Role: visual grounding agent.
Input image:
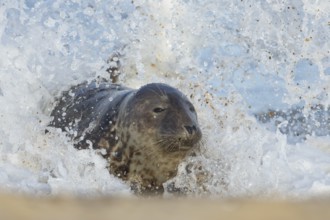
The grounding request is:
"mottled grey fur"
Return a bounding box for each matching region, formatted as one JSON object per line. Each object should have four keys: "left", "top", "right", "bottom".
{"left": 49, "top": 80, "right": 202, "bottom": 194}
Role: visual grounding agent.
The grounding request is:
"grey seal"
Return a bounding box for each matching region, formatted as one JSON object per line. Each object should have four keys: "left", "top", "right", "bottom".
{"left": 49, "top": 79, "right": 202, "bottom": 194}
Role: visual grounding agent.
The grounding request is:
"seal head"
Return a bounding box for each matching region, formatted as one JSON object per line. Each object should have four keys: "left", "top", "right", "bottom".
{"left": 120, "top": 83, "right": 201, "bottom": 152}
{"left": 108, "top": 83, "right": 202, "bottom": 194}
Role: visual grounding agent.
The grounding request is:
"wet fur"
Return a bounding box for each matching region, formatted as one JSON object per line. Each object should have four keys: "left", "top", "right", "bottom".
{"left": 50, "top": 80, "right": 202, "bottom": 194}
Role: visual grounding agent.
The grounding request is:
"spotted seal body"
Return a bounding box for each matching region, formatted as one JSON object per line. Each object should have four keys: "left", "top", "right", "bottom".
{"left": 50, "top": 80, "right": 202, "bottom": 194}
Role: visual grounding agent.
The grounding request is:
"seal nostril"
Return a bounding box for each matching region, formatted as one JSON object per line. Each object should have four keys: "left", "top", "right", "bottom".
{"left": 184, "top": 125, "right": 196, "bottom": 135}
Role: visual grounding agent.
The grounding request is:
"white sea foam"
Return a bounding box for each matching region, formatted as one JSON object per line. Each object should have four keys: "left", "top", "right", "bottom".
{"left": 0, "top": 0, "right": 329, "bottom": 199}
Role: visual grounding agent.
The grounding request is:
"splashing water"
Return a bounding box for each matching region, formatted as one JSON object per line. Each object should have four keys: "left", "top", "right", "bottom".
{"left": 0, "top": 0, "right": 329, "bottom": 199}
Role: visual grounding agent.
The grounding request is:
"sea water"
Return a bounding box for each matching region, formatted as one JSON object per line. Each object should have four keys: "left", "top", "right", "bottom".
{"left": 0, "top": 0, "right": 329, "bottom": 199}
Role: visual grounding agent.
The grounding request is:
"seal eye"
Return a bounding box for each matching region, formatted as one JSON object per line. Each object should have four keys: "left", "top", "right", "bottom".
{"left": 189, "top": 106, "right": 195, "bottom": 112}
{"left": 153, "top": 107, "right": 165, "bottom": 113}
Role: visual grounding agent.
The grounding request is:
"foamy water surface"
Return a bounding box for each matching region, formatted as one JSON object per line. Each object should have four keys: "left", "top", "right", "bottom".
{"left": 0, "top": 0, "right": 329, "bottom": 199}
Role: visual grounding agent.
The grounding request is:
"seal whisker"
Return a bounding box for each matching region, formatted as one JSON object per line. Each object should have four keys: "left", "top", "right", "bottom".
{"left": 154, "top": 138, "right": 178, "bottom": 152}
{"left": 155, "top": 139, "right": 176, "bottom": 149}
{"left": 155, "top": 83, "right": 167, "bottom": 97}
{"left": 166, "top": 140, "right": 180, "bottom": 152}
{"left": 196, "top": 138, "right": 207, "bottom": 155}
{"left": 154, "top": 85, "right": 165, "bottom": 97}
{"left": 146, "top": 88, "right": 162, "bottom": 98}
